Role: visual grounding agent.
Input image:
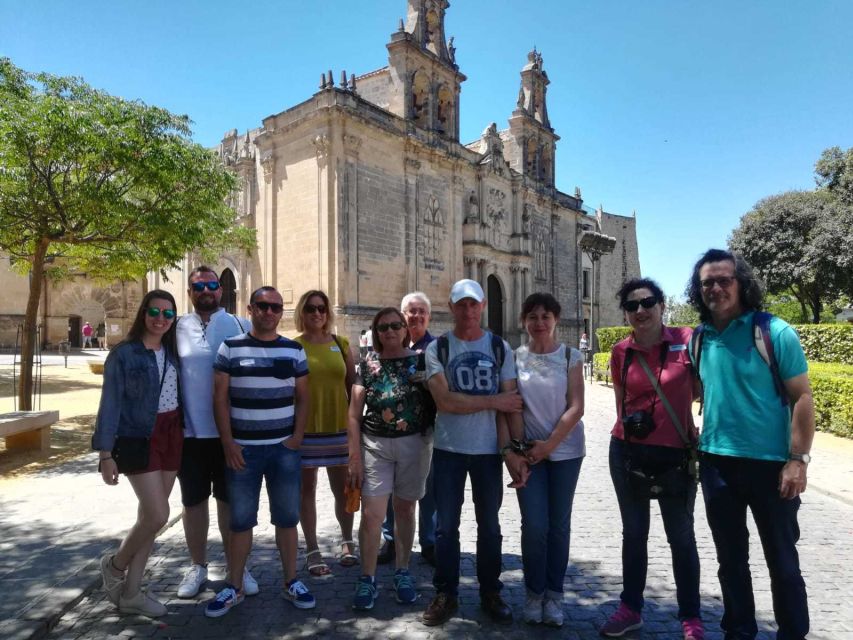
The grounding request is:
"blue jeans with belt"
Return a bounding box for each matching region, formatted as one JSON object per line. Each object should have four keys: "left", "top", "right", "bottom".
{"left": 700, "top": 452, "right": 808, "bottom": 640}
{"left": 432, "top": 448, "right": 504, "bottom": 596}
{"left": 516, "top": 456, "right": 583, "bottom": 598}
{"left": 609, "top": 437, "right": 701, "bottom": 619}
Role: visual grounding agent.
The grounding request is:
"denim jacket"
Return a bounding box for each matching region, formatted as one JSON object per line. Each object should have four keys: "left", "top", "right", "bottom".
{"left": 92, "top": 340, "right": 180, "bottom": 452}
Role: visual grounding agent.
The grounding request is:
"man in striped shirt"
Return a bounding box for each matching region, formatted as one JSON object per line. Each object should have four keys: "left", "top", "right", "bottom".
{"left": 204, "top": 286, "right": 315, "bottom": 617}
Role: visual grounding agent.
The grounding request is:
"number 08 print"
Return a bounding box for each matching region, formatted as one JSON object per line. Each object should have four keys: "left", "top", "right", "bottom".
{"left": 449, "top": 353, "right": 498, "bottom": 395}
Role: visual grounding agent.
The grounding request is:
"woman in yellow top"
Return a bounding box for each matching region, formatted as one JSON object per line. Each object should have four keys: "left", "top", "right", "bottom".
{"left": 294, "top": 290, "right": 358, "bottom": 576}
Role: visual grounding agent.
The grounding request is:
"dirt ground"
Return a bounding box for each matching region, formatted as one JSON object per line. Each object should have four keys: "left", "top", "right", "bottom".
{"left": 0, "top": 363, "right": 103, "bottom": 478}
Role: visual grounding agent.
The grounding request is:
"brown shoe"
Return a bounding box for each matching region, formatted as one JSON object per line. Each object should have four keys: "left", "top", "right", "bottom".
{"left": 422, "top": 592, "right": 459, "bottom": 626}
{"left": 481, "top": 592, "right": 513, "bottom": 625}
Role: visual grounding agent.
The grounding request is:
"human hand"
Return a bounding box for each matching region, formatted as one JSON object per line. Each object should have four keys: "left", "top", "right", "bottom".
{"left": 525, "top": 440, "right": 553, "bottom": 465}
{"left": 779, "top": 461, "right": 807, "bottom": 499}
{"left": 99, "top": 457, "right": 119, "bottom": 485}
{"left": 223, "top": 439, "right": 246, "bottom": 471}
{"left": 283, "top": 435, "right": 302, "bottom": 450}
{"left": 505, "top": 451, "right": 530, "bottom": 488}
{"left": 493, "top": 390, "right": 523, "bottom": 413}
{"left": 347, "top": 457, "right": 363, "bottom": 489}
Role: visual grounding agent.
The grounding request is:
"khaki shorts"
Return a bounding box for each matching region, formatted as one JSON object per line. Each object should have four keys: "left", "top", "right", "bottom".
{"left": 361, "top": 432, "right": 432, "bottom": 501}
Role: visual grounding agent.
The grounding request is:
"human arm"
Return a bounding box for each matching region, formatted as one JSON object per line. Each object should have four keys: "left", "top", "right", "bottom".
{"left": 342, "top": 338, "right": 356, "bottom": 400}
{"left": 213, "top": 370, "right": 244, "bottom": 470}
{"left": 778, "top": 373, "right": 815, "bottom": 499}
{"left": 497, "top": 378, "right": 529, "bottom": 487}
{"left": 93, "top": 349, "right": 124, "bottom": 485}
{"left": 426, "top": 372, "right": 522, "bottom": 414}
{"left": 346, "top": 383, "right": 367, "bottom": 489}
{"left": 284, "top": 374, "right": 310, "bottom": 450}
{"left": 526, "top": 358, "right": 585, "bottom": 465}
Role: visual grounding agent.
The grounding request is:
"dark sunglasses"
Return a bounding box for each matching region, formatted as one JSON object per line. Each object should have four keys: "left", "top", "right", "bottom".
{"left": 253, "top": 301, "right": 283, "bottom": 313}
{"left": 701, "top": 276, "right": 735, "bottom": 290}
{"left": 304, "top": 304, "right": 327, "bottom": 314}
{"left": 191, "top": 281, "right": 220, "bottom": 292}
{"left": 376, "top": 321, "right": 405, "bottom": 332}
{"left": 623, "top": 296, "right": 658, "bottom": 312}
{"left": 147, "top": 307, "right": 176, "bottom": 319}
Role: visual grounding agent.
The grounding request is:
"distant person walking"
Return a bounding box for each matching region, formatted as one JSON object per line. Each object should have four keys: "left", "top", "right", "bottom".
{"left": 82, "top": 322, "right": 94, "bottom": 349}
{"left": 93, "top": 290, "right": 182, "bottom": 618}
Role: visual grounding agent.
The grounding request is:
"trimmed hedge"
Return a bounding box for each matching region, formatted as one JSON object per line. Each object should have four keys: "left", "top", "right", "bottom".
{"left": 596, "top": 326, "right": 631, "bottom": 353}
{"left": 810, "top": 364, "right": 853, "bottom": 439}
{"left": 794, "top": 324, "right": 853, "bottom": 365}
{"left": 592, "top": 352, "right": 611, "bottom": 382}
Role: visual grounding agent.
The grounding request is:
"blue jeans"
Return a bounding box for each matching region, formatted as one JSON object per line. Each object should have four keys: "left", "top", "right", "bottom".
{"left": 226, "top": 442, "right": 302, "bottom": 532}
{"left": 609, "top": 438, "right": 700, "bottom": 619}
{"left": 516, "top": 457, "right": 583, "bottom": 598}
{"left": 380, "top": 460, "right": 436, "bottom": 546}
{"left": 432, "top": 449, "right": 503, "bottom": 596}
{"left": 700, "top": 452, "right": 808, "bottom": 640}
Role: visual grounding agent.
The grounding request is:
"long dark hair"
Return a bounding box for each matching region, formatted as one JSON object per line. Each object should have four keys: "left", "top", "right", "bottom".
{"left": 371, "top": 307, "right": 409, "bottom": 353}
{"left": 687, "top": 248, "right": 764, "bottom": 323}
{"left": 123, "top": 289, "right": 178, "bottom": 356}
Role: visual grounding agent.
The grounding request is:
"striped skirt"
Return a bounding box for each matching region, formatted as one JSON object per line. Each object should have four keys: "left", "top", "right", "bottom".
{"left": 300, "top": 431, "right": 349, "bottom": 468}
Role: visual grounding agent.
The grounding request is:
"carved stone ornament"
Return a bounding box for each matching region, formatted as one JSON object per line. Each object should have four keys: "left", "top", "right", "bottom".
{"left": 465, "top": 191, "right": 480, "bottom": 223}
{"left": 343, "top": 134, "right": 362, "bottom": 154}
{"left": 522, "top": 204, "right": 532, "bottom": 234}
{"left": 260, "top": 151, "right": 274, "bottom": 183}
{"left": 405, "top": 157, "right": 422, "bottom": 171}
{"left": 422, "top": 194, "right": 445, "bottom": 270}
{"left": 312, "top": 134, "right": 330, "bottom": 159}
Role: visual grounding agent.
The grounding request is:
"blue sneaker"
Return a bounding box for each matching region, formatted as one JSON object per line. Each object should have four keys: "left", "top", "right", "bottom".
{"left": 393, "top": 569, "right": 417, "bottom": 604}
{"left": 204, "top": 584, "right": 244, "bottom": 618}
{"left": 352, "top": 575, "right": 378, "bottom": 610}
{"left": 284, "top": 579, "right": 316, "bottom": 609}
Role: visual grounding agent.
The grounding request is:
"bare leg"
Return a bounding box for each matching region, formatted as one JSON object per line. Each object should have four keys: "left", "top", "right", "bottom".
{"left": 116, "top": 471, "right": 176, "bottom": 596}
{"left": 182, "top": 501, "right": 209, "bottom": 565}
{"left": 358, "top": 494, "right": 389, "bottom": 577}
{"left": 228, "top": 529, "right": 253, "bottom": 589}
{"left": 216, "top": 498, "right": 231, "bottom": 566}
{"left": 299, "top": 467, "right": 319, "bottom": 551}
{"left": 276, "top": 526, "right": 299, "bottom": 583}
{"left": 327, "top": 465, "right": 355, "bottom": 553}
{"left": 392, "top": 495, "right": 417, "bottom": 571}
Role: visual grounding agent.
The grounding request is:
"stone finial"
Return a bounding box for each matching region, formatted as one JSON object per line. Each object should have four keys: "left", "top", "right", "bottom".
{"left": 328, "top": 70, "right": 334, "bottom": 87}
{"left": 574, "top": 186, "right": 582, "bottom": 199}
{"left": 349, "top": 73, "right": 357, "bottom": 93}
{"left": 398, "top": 18, "right": 405, "bottom": 32}
{"left": 320, "top": 73, "right": 327, "bottom": 89}
{"left": 341, "top": 70, "right": 347, "bottom": 87}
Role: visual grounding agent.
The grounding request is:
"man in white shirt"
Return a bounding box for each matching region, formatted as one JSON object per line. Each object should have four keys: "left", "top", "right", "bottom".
{"left": 175, "top": 266, "right": 257, "bottom": 599}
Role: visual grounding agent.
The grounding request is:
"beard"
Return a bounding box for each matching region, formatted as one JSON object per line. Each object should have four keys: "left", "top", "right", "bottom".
{"left": 193, "top": 295, "right": 219, "bottom": 314}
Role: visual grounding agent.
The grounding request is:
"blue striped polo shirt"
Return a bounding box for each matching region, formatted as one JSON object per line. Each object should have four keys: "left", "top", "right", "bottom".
{"left": 214, "top": 333, "right": 309, "bottom": 445}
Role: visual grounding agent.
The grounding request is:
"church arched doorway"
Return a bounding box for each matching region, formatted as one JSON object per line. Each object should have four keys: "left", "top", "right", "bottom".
{"left": 220, "top": 268, "right": 237, "bottom": 314}
{"left": 487, "top": 275, "right": 504, "bottom": 337}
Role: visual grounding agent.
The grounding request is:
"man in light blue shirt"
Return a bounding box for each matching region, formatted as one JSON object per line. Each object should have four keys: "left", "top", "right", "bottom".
{"left": 421, "top": 279, "right": 523, "bottom": 627}
{"left": 688, "top": 249, "right": 814, "bottom": 640}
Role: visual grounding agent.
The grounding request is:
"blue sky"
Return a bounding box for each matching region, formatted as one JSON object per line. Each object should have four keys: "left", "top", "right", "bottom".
{"left": 3, "top": 1, "right": 851, "bottom": 299}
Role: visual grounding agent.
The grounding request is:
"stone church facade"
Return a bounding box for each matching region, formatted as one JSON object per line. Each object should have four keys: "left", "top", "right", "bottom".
{"left": 152, "top": 0, "right": 640, "bottom": 346}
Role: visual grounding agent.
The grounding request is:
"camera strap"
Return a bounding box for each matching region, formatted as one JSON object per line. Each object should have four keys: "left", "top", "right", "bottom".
{"left": 634, "top": 352, "right": 693, "bottom": 450}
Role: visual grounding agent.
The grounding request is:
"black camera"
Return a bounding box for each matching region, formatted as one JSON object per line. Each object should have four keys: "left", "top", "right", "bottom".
{"left": 622, "top": 411, "right": 656, "bottom": 440}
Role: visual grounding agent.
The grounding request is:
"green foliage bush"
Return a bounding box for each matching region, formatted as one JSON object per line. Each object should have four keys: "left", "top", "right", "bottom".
{"left": 592, "top": 352, "right": 611, "bottom": 382}
{"left": 794, "top": 324, "right": 853, "bottom": 364}
{"left": 596, "top": 327, "right": 631, "bottom": 353}
{"left": 810, "top": 364, "right": 853, "bottom": 439}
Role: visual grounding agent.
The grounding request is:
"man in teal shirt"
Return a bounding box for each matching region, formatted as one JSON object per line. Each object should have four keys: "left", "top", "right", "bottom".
{"left": 688, "top": 249, "right": 814, "bottom": 640}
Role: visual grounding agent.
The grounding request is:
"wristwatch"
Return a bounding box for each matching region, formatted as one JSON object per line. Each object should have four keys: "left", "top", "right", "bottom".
{"left": 789, "top": 453, "right": 811, "bottom": 464}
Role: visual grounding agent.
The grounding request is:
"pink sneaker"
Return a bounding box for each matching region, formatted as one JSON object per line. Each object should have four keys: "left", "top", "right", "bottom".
{"left": 682, "top": 617, "right": 704, "bottom": 640}
{"left": 600, "top": 602, "right": 643, "bottom": 637}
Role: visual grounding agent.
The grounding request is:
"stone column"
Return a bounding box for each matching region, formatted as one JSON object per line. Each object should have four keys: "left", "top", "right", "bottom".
{"left": 464, "top": 255, "right": 476, "bottom": 281}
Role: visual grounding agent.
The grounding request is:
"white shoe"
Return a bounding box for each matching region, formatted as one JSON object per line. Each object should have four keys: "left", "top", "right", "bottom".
{"left": 242, "top": 567, "right": 259, "bottom": 596}
{"left": 177, "top": 563, "right": 208, "bottom": 598}
{"left": 99, "top": 554, "right": 124, "bottom": 606}
{"left": 119, "top": 590, "right": 167, "bottom": 618}
{"left": 543, "top": 597, "right": 564, "bottom": 627}
{"left": 523, "top": 594, "right": 543, "bottom": 624}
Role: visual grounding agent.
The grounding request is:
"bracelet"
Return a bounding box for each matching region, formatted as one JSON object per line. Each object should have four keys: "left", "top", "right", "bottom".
{"left": 499, "top": 444, "right": 514, "bottom": 460}
{"left": 99, "top": 456, "right": 112, "bottom": 461}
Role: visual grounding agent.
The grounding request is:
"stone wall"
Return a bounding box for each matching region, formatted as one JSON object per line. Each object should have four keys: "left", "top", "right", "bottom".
{"left": 597, "top": 209, "right": 641, "bottom": 329}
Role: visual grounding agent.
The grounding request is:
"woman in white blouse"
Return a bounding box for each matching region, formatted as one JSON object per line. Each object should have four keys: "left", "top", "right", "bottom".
{"left": 513, "top": 292, "right": 585, "bottom": 628}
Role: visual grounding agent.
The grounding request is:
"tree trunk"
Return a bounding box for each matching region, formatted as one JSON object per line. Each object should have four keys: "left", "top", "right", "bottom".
{"left": 17, "top": 238, "right": 50, "bottom": 411}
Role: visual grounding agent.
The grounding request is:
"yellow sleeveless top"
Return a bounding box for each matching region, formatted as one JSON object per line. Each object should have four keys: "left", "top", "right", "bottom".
{"left": 294, "top": 334, "right": 350, "bottom": 435}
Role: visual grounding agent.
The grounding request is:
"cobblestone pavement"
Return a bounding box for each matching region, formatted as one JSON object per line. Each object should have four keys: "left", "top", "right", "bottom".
{"left": 21, "top": 383, "right": 853, "bottom": 639}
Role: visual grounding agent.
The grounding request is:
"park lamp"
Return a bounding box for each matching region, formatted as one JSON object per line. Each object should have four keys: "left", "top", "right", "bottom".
{"left": 577, "top": 230, "right": 616, "bottom": 359}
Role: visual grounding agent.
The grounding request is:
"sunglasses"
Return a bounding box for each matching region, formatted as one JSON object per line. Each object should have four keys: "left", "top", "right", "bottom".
{"left": 147, "top": 307, "right": 176, "bottom": 319}
{"left": 191, "top": 281, "right": 220, "bottom": 292}
{"left": 701, "top": 276, "right": 735, "bottom": 290}
{"left": 253, "top": 301, "right": 283, "bottom": 313}
{"left": 304, "top": 304, "right": 327, "bottom": 314}
{"left": 623, "top": 296, "right": 658, "bottom": 312}
{"left": 376, "top": 321, "right": 405, "bottom": 332}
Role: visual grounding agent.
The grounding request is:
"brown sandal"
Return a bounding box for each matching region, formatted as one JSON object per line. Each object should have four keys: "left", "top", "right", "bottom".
{"left": 304, "top": 549, "right": 331, "bottom": 576}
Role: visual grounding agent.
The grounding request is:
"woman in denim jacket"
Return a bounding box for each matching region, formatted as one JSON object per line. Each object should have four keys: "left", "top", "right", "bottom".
{"left": 92, "top": 289, "right": 182, "bottom": 618}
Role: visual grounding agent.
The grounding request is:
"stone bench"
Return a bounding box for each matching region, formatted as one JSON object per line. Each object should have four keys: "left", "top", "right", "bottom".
{"left": 0, "top": 410, "right": 59, "bottom": 452}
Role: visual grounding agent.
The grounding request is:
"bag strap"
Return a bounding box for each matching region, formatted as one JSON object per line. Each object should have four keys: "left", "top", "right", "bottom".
{"left": 634, "top": 352, "right": 693, "bottom": 448}
{"left": 331, "top": 334, "right": 348, "bottom": 366}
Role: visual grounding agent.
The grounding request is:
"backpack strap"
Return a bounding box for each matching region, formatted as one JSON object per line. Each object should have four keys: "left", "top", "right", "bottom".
{"left": 490, "top": 332, "right": 505, "bottom": 370}
{"left": 752, "top": 312, "right": 788, "bottom": 406}
{"left": 437, "top": 334, "right": 450, "bottom": 369}
{"left": 689, "top": 325, "right": 705, "bottom": 415}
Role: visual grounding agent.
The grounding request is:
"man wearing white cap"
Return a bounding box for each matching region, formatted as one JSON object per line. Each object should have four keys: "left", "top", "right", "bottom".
{"left": 421, "top": 278, "right": 524, "bottom": 627}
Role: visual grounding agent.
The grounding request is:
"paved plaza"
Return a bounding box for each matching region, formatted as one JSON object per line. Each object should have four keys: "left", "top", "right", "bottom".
{"left": 1, "top": 373, "right": 852, "bottom": 640}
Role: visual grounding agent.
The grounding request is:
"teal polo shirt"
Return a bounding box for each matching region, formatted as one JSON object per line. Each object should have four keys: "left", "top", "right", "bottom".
{"left": 695, "top": 311, "right": 808, "bottom": 461}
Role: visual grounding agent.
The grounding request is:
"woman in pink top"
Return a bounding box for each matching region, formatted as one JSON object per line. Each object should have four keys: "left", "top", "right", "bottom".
{"left": 600, "top": 278, "right": 703, "bottom": 640}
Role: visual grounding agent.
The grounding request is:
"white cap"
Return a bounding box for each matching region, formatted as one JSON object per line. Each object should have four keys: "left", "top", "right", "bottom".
{"left": 449, "top": 279, "right": 485, "bottom": 303}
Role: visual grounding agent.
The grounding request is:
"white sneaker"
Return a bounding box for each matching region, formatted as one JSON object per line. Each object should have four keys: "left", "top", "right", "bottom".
{"left": 177, "top": 563, "right": 208, "bottom": 598}
{"left": 523, "top": 595, "right": 543, "bottom": 624}
{"left": 99, "top": 554, "right": 124, "bottom": 606}
{"left": 242, "top": 567, "right": 259, "bottom": 596}
{"left": 119, "top": 590, "right": 167, "bottom": 618}
{"left": 543, "top": 597, "right": 564, "bottom": 627}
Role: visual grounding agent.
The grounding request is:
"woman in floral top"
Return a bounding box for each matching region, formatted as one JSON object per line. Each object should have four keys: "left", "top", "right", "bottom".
{"left": 346, "top": 307, "right": 432, "bottom": 611}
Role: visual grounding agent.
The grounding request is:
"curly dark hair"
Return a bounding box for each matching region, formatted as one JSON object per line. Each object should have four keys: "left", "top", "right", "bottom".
{"left": 687, "top": 248, "right": 764, "bottom": 323}
{"left": 616, "top": 278, "right": 665, "bottom": 309}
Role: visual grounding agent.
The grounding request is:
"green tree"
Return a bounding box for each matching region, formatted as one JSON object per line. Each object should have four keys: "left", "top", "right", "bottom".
{"left": 729, "top": 190, "right": 851, "bottom": 323}
{"left": 0, "top": 59, "right": 254, "bottom": 410}
{"left": 664, "top": 295, "right": 699, "bottom": 326}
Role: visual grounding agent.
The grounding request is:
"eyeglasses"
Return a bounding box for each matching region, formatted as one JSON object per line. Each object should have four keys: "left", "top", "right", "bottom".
{"left": 146, "top": 307, "right": 176, "bottom": 319}
{"left": 376, "top": 321, "right": 405, "bottom": 332}
{"left": 191, "top": 281, "right": 220, "bottom": 292}
{"left": 623, "top": 296, "right": 658, "bottom": 313}
{"left": 701, "top": 276, "right": 735, "bottom": 290}
{"left": 253, "top": 301, "right": 283, "bottom": 313}
{"left": 303, "top": 304, "right": 327, "bottom": 315}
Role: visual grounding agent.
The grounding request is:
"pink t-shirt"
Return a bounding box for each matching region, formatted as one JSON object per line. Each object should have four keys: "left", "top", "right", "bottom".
{"left": 610, "top": 326, "right": 697, "bottom": 449}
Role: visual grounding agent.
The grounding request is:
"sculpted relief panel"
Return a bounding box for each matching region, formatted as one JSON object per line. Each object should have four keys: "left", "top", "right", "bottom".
{"left": 422, "top": 193, "right": 445, "bottom": 270}
{"left": 485, "top": 188, "right": 509, "bottom": 250}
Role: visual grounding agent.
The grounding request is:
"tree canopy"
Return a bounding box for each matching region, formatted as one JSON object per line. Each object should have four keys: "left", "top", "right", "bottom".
{"left": 0, "top": 58, "right": 254, "bottom": 409}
